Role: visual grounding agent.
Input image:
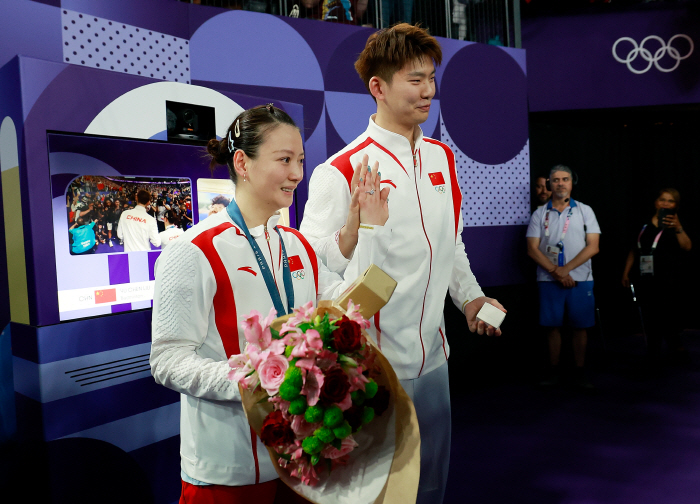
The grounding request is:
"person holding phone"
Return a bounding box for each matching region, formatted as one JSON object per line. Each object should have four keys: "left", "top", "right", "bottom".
{"left": 622, "top": 188, "right": 692, "bottom": 365}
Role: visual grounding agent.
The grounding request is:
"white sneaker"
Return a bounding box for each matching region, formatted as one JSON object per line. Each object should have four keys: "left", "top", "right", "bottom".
{"left": 109, "top": 240, "right": 113, "bottom": 248}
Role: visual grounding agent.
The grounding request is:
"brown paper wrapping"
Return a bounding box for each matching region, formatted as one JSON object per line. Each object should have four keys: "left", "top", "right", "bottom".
{"left": 239, "top": 301, "right": 420, "bottom": 504}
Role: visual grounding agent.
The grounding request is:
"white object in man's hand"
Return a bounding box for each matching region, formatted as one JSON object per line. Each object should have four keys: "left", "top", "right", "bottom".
{"left": 476, "top": 302, "right": 506, "bottom": 329}
{"left": 464, "top": 297, "right": 506, "bottom": 336}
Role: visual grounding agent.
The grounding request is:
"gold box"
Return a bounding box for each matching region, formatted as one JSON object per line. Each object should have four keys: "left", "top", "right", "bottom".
{"left": 333, "top": 264, "right": 397, "bottom": 320}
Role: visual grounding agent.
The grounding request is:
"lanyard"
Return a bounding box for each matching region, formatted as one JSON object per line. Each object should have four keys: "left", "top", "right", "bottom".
{"left": 637, "top": 224, "right": 664, "bottom": 253}
{"left": 226, "top": 199, "right": 294, "bottom": 316}
{"left": 544, "top": 206, "right": 574, "bottom": 240}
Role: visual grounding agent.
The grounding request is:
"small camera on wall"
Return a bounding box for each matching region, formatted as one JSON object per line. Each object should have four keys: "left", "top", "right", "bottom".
{"left": 166, "top": 101, "right": 215, "bottom": 144}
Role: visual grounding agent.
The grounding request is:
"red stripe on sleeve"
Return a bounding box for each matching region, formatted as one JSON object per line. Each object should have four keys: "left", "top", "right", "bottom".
{"left": 330, "top": 137, "right": 409, "bottom": 191}
{"left": 277, "top": 226, "right": 319, "bottom": 297}
{"left": 330, "top": 138, "right": 374, "bottom": 191}
{"left": 191, "top": 222, "right": 240, "bottom": 358}
{"left": 424, "top": 138, "right": 462, "bottom": 239}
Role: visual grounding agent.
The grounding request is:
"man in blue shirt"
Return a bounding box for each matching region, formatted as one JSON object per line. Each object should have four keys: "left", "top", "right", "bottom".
{"left": 69, "top": 218, "right": 97, "bottom": 254}
{"left": 526, "top": 165, "right": 601, "bottom": 388}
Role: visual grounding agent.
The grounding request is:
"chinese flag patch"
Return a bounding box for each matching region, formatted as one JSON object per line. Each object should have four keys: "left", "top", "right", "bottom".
{"left": 429, "top": 172, "right": 445, "bottom": 186}
{"left": 95, "top": 288, "right": 117, "bottom": 304}
{"left": 288, "top": 255, "right": 304, "bottom": 272}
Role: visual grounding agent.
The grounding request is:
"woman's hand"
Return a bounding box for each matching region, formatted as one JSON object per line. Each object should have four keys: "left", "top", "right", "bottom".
{"left": 358, "top": 159, "right": 390, "bottom": 226}
{"left": 621, "top": 273, "right": 630, "bottom": 288}
{"left": 662, "top": 212, "right": 681, "bottom": 230}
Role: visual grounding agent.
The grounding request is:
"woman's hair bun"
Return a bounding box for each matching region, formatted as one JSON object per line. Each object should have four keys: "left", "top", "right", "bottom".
{"left": 206, "top": 138, "right": 228, "bottom": 166}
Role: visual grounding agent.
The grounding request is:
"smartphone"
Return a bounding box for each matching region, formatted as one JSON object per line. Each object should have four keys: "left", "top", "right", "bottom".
{"left": 658, "top": 208, "right": 676, "bottom": 228}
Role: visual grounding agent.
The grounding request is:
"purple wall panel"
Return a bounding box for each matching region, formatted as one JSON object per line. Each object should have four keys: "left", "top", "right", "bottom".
{"left": 0, "top": 0, "right": 63, "bottom": 69}
{"left": 108, "top": 254, "right": 129, "bottom": 285}
{"left": 523, "top": 6, "right": 700, "bottom": 112}
{"left": 61, "top": 0, "right": 191, "bottom": 39}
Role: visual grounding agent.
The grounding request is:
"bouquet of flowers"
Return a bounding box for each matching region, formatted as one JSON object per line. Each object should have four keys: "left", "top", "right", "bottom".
{"left": 228, "top": 299, "right": 390, "bottom": 484}
{"left": 228, "top": 300, "right": 421, "bottom": 504}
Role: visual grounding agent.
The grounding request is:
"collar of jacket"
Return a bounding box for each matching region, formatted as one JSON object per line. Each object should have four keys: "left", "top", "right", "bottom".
{"left": 367, "top": 114, "right": 425, "bottom": 159}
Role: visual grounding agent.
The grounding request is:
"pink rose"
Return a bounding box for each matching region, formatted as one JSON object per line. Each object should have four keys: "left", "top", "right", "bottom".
{"left": 258, "top": 354, "right": 289, "bottom": 395}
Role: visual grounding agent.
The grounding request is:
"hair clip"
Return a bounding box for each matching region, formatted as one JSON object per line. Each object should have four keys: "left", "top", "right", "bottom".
{"left": 227, "top": 130, "right": 235, "bottom": 153}
{"left": 227, "top": 119, "right": 241, "bottom": 154}
{"left": 266, "top": 103, "right": 274, "bottom": 113}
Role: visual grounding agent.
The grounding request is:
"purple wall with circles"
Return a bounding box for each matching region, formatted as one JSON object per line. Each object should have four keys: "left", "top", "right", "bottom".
{"left": 2, "top": 1, "right": 530, "bottom": 319}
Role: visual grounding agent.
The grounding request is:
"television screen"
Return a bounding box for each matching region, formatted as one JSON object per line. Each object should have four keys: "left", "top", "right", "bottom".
{"left": 48, "top": 132, "right": 233, "bottom": 321}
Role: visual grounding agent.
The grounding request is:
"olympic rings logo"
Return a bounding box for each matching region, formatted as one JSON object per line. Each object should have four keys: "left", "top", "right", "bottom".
{"left": 612, "top": 34, "right": 694, "bottom": 74}
{"left": 434, "top": 186, "right": 446, "bottom": 194}
{"left": 292, "top": 270, "right": 306, "bottom": 280}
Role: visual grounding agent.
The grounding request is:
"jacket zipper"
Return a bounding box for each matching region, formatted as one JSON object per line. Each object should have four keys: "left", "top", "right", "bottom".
{"left": 413, "top": 148, "right": 433, "bottom": 377}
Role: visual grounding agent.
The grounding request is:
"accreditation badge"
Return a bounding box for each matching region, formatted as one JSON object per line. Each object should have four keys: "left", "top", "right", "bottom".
{"left": 639, "top": 255, "right": 654, "bottom": 276}
{"left": 545, "top": 245, "right": 561, "bottom": 266}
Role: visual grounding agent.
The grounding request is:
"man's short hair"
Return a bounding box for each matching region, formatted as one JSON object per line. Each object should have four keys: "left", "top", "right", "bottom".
{"left": 549, "top": 164, "right": 573, "bottom": 180}
{"left": 354, "top": 23, "right": 442, "bottom": 95}
{"left": 136, "top": 189, "right": 151, "bottom": 205}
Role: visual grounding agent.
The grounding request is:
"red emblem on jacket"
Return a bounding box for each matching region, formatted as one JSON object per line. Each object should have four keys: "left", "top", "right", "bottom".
{"left": 428, "top": 172, "right": 445, "bottom": 186}
{"left": 288, "top": 255, "right": 303, "bottom": 272}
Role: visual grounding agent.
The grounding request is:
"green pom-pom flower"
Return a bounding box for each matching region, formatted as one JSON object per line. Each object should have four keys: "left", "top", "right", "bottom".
{"left": 323, "top": 405, "right": 343, "bottom": 428}
{"left": 302, "top": 436, "right": 323, "bottom": 455}
{"left": 314, "top": 426, "right": 335, "bottom": 444}
{"left": 284, "top": 366, "right": 303, "bottom": 389}
{"left": 332, "top": 420, "right": 352, "bottom": 440}
{"left": 351, "top": 390, "right": 366, "bottom": 406}
{"left": 288, "top": 396, "right": 308, "bottom": 415}
{"left": 361, "top": 406, "right": 375, "bottom": 425}
{"left": 305, "top": 404, "right": 325, "bottom": 424}
{"left": 364, "top": 379, "right": 378, "bottom": 399}
{"left": 279, "top": 380, "right": 301, "bottom": 401}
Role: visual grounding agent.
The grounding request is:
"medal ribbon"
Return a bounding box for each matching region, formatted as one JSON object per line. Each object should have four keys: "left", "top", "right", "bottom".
{"left": 226, "top": 199, "right": 294, "bottom": 316}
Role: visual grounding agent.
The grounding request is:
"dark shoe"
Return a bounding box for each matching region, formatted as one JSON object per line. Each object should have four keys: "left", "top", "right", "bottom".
{"left": 539, "top": 367, "right": 560, "bottom": 388}
{"left": 573, "top": 368, "right": 594, "bottom": 390}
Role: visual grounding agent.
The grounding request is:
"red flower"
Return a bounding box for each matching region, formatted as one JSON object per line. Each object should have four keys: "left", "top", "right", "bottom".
{"left": 320, "top": 368, "right": 350, "bottom": 404}
{"left": 260, "top": 410, "right": 294, "bottom": 447}
{"left": 333, "top": 316, "right": 363, "bottom": 353}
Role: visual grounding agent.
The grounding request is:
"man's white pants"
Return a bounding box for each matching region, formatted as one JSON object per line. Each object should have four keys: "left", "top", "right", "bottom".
{"left": 399, "top": 361, "right": 451, "bottom": 504}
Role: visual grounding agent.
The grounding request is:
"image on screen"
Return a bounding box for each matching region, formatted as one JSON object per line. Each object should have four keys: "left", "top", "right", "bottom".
{"left": 48, "top": 132, "right": 229, "bottom": 322}
{"left": 65, "top": 175, "right": 192, "bottom": 255}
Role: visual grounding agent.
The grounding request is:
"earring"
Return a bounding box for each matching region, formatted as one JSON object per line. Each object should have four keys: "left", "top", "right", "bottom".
{"left": 243, "top": 173, "right": 247, "bottom": 182}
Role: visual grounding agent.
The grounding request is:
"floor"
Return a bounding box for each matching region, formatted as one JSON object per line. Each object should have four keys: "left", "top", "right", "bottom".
{"left": 444, "top": 331, "right": 700, "bottom": 504}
